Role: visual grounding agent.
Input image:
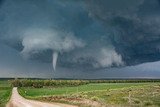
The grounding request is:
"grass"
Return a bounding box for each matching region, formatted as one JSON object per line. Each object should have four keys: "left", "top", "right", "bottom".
{"left": 0, "top": 81, "right": 12, "bottom": 107}
{"left": 19, "top": 83, "right": 149, "bottom": 98}
{"left": 80, "top": 84, "right": 160, "bottom": 107}
{"left": 0, "top": 87, "right": 11, "bottom": 107}
{"left": 0, "top": 81, "right": 11, "bottom": 87}
{"left": 19, "top": 82, "right": 160, "bottom": 107}
{"left": 73, "top": 83, "right": 160, "bottom": 107}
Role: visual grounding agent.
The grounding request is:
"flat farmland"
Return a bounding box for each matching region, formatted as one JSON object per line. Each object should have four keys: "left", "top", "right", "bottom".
{"left": 18, "top": 82, "right": 160, "bottom": 107}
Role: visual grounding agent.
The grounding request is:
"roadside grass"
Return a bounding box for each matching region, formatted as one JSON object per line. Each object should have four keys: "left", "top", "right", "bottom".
{"left": 0, "top": 81, "right": 12, "bottom": 107}
{"left": 0, "top": 81, "right": 11, "bottom": 87}
{"left": 18, "top": 83, "right": 160, "bottom": 107}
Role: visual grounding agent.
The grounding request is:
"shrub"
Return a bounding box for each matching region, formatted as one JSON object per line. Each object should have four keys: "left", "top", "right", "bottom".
{"left": 11, "top": 79, "right": 22, "bottom": 87}
{"left": 134, "top": 99, "right": 141, "bottom": 104}
{"left": 91, "top": 96, "right": 99, "bottom": 101}
{"left": 144, "top": 101, "right": 153, "bottom": 106}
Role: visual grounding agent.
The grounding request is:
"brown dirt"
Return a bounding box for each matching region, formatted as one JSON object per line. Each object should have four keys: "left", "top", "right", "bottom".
{"left": 40, "top": 96, "right": 105, "bottom": 107}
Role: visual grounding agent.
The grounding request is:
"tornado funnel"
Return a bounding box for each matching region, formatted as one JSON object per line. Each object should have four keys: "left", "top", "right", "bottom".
{"left": 52, "top": 51, "right": 58, "bottom": 71}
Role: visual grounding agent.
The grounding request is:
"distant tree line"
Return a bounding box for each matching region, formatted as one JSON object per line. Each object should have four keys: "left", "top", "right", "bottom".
{"left": 11, "top": 79, "right": 89, "bottom": 88}
{"left": 89, "top": 79, "right": 160, "bottom": 83}
{"left": 11, "top": 79, "right": 160, "bottom": 88}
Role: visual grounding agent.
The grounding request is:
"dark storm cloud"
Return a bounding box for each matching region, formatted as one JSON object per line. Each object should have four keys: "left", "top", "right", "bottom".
{"left": 0, "top": 0, "right": 4, "bottom": 5}
{"left": 0, "top": 0, "right": 160, "bottom": 71}
{"left": 86, "top": 0, "right": 160, "bottom": 66}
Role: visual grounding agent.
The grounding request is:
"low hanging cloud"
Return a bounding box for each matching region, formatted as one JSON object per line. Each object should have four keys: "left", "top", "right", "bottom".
{"left": 21, "top": 28, "right": 85, "bottom": 58}
{"left": 62, "top": 46, "right": 124, "bottom": 69}
{"left": 93, "top": 48, "right": 124, "bottom": 68}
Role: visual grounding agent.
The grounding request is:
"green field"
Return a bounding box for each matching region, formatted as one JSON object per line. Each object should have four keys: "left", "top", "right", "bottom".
{"left": 0, "top": 81, "right": 11, "bottom": 107}
{"left": 0, "top": 80, "right": 160, "bottom": 107}
{"left": 19, "top": 82, "right": 160, "bottom": 107}
{"left": 19, "top": 83, "right": 149, "bottom": 97}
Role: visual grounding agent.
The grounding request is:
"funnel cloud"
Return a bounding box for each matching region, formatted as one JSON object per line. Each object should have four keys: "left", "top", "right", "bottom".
{"left": 52, "top": 52, "right": 58, "bottom": 71}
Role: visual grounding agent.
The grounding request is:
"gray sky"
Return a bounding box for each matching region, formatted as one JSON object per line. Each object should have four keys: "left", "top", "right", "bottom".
{"left": 0, "top": 0, "right": 160, "bottom": 79}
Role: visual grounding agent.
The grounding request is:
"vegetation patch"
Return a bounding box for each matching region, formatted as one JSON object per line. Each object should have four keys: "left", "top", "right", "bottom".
{"left": 11, "top": 79, "right": 89, "bottom": 88}
{"left": 0, "top": 81, "right": 12, "bottom": 107}
{"left": 19, "top": 82, "right": 159, "bottom": 107}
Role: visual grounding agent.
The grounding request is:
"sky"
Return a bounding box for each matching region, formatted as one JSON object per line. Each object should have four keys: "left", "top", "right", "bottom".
{"left": 0, "top": 0, "right": 160, "bottom": 79}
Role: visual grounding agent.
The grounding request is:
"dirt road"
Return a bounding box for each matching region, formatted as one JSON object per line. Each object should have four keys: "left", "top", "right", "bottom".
{"left": 7, "top": 87, "right": 77, "bottom": 107}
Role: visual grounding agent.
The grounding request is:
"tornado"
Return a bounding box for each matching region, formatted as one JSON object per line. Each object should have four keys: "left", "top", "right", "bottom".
{"left": 52, "top": 51, "right": 58, "bottom": 71}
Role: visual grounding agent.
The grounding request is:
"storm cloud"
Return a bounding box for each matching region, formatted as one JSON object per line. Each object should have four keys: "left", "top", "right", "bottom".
{"left": 86, "top": 0, "right": 160, "bottom": 66}
{"left": 0, "top": 0, "right": 160, "bottom": 71}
